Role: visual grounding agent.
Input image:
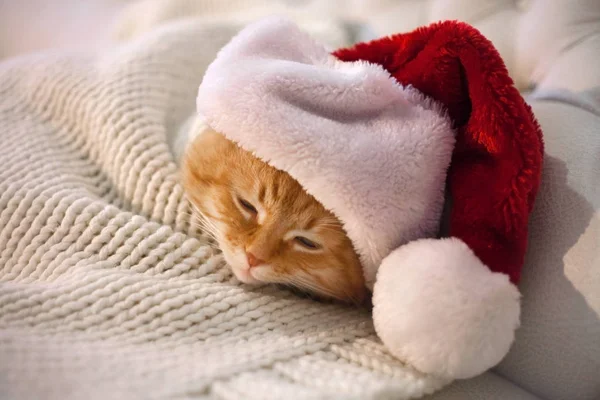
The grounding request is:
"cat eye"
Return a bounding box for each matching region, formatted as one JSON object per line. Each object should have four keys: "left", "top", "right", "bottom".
{"left": 295, "top": 236, "right": 320, "bottom": 250}
{"left": 237, "top": 197, "right": 258, "bottom": 214}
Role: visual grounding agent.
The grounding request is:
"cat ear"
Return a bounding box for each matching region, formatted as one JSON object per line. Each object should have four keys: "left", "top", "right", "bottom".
{"left": 371, "top": 238, "right": 520, "bottom": 380}
{"left": 186, "top": 114, "right": 211, "bottom": 142}
{"left": 173, "top": 114, "right": 211, "bottom": 164}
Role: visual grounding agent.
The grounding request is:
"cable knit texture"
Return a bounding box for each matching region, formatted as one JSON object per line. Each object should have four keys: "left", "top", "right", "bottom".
{"left": 0, "top": 21, "right": 450, "bottom": 400}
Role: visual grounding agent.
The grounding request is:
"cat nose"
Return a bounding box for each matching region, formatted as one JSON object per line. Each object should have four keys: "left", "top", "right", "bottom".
{"left": 246, "top": 252, "right": 264, "bottom": 268}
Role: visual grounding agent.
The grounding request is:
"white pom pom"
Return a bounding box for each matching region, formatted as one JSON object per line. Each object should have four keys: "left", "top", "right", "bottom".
{"left": 372, "top": 238, "right": 521, "bottom": 379}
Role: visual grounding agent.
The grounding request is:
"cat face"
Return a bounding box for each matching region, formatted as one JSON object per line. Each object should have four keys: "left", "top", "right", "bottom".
{"left": 183, "top": 129, "right": 366, "bottom": 304}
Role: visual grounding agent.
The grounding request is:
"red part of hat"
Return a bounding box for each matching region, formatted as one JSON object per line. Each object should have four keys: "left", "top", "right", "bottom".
{"left": 334, "top": 20, "right": 544, "bottom": 284}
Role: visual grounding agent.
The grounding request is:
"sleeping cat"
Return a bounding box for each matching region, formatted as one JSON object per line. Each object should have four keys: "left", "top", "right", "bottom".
{"left": 182, "top": 127, "right": 367, "bottom": 304}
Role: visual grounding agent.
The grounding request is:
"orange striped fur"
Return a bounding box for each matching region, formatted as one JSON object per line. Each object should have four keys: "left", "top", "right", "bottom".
{"left": 182, "top": 129, "right": 366, "bottom": 304}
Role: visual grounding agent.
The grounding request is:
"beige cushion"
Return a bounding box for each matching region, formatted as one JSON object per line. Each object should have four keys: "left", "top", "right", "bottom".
{"left": 428, "top": 88, "right": 600, "bottom": 400}
{"left": 425, "top": 371, "right": 542, "bottom": 400}
{"left": 350, "top": 3, "right": 600, "bottom": 397}
{"left": 492, "top": 90, "right": 600, "bottom": 400}
{"left": 348, "top": 0, "right": 600, "bottom": 92}
{"left": 109, "top": 0, "right": 600, "bottom": 94}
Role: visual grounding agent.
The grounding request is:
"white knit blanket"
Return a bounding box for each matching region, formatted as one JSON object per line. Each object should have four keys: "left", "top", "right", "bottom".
{"left": 0, "top": 20, "right": 449, "bottom": 400}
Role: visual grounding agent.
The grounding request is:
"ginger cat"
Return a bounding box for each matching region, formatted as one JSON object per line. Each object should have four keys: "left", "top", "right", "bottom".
{"left": 182, "top": 128, "right": 366, "bottom": 304}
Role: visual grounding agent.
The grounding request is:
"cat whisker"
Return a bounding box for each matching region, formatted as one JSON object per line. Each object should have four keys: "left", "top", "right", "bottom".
{"left": 317, "top": 223, "right": 343, "bottom": 229}
{"left": 338, "top": 285, "right": 362, "bottom": 307}
{"left": 204, "top": 242, "right": 221, "bottom": 251}
{"left": 191, "top": 217, "right": 214, "bottom": 230}
{"left": 191, "top": 206, "right": 221, "bottom": 233}
{"left": 185, "top": 213, "right": 221, "bottom": 251}
{"left": 189, "top": 216, "right": 216, "bottom": 232}
{"left": 286, "top": 275, "right": 343, "bottom": 302}
{"left": 189, "top": 216, "right": 221, "bottom": 244}
{"left": 297, "top": 274, "right": 361, "bottom": 306}
{"left": 318, "top": 217, "right": 343, "bottom": 226}
{"left": 196, "top": 227, "right": 218, "bottom": 242}
{"left": 200, "top": 228, "right": 219, "bottom": 243}
{"left": 181, "top": 210, "right": 212, "bottom": 230}
{"left": 314, "top": 226, "right": 346, "bottom": 234}
{"left": 192, "top": 205, "right": 232, "bottom": 227}
{"left": 313, "top": 222, "right": 345, "bottom": 232}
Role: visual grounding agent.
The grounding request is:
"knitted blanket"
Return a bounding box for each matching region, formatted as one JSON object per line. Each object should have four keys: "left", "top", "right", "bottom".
{"left": 0, "top": 20, "right": 449, "bottom": 400}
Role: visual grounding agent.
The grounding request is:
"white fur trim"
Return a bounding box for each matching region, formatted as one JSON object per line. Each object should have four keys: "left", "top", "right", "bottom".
{"left": 197, "top": 17, "right": 455, "bottom": 287}
{"left": 372, "top": 238, "right": 521, "bottom": 379}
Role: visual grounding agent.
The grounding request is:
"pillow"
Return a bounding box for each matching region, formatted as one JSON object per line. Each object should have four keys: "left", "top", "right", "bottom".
{"left": 496, "top": 88, "right": 600, "bottom": 400}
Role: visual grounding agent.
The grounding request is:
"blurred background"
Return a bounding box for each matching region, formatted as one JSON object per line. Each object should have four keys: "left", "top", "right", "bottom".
{"left": 1, "top": 0, "right": 598, "bottom": 92}
{"left": 0, "top": 0, "right": 125, "bottom": 59}
{"left": 0, "top": 0, "right": 378, "bottom": 60}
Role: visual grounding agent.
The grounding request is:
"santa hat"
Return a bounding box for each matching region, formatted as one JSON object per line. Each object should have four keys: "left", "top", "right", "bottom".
{"left": 196, "top": 17, "right": 543, "bottom": 380}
